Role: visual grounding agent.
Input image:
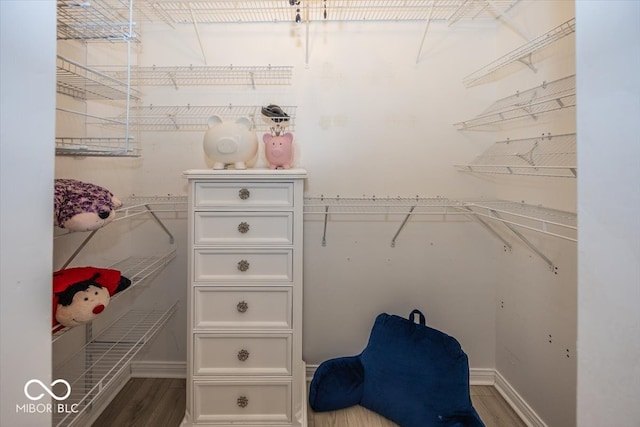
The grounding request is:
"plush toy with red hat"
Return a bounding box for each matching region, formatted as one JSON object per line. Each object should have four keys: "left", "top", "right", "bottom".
{"left": 53, "top": 267, "right": 131, "bottom": 329}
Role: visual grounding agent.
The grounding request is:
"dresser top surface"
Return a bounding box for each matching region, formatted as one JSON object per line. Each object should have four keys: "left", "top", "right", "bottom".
{"left": 184, "top": 168, "right": 307, "bottom": 180}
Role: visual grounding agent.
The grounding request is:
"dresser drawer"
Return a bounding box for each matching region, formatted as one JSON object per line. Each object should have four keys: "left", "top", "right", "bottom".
{"left": 194, "top": 287, "right": 292, "bottom": 330}
{"left": 194, "top": 249, "right": 293, "bottom": 282}
{"left": 194, "top": 379, "right": 291, "bottom": 424}
{"left": 194, "top": 333, "right": 292, "bottom": 376}
{"left": 194, "top": 182, "right": 294, "bottom": 208}
{"left": 194, "top": 212, "right": 293, "bottom": 246}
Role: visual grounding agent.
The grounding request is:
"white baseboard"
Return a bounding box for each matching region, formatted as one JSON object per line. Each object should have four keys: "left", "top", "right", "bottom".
{"left": 130, "top": 361, "right": 186, "bottom": 379}
{"left": 306, "top": 365, "right": 496, "bottom": 387}
{"left": 469, "top": 368, "right": 496, "bottom": 386}
{"left": 494, "top": 371, "right": 547, "bottom": 427}
{"left": 305, "top": 364, "right": 545, "bottom": 427}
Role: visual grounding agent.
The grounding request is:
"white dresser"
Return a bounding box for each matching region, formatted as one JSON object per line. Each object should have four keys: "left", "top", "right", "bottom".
{"left": 183, "top": 169, "right": 307, "bottom": 427}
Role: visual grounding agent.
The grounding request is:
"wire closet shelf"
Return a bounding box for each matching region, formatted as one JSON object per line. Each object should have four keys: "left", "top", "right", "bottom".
{"left": 52, "top": 196, "right": 186, "bottom": 339}
{"left": 118, "top": 64, "right": 294, "bottom": 88}
{"left": 141, "top": 0, "right": 522, "bottom": 24}
{"left": 462, "top": 17, "right": 576, "bottom": 87}
{"left": 52, "top": 303, "right": 177, "bottom": 427}
{"left": 304, "top": 196, "right": 577, "bottom": 249}
{"left": 454, "top": 74, "right": 576, "bottom": 130}
{"left": 455, "top": 133, "right": 577, "bottom": 178}
{"left": 126, "top": 104, "right": 297, "bottom": 132}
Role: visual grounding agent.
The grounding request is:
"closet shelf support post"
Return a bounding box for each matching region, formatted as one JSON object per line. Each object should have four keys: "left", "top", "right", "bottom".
{"left": 459, "top": 207, "right": 512, "bottom": 250}
{"left": 144, "top": 204, "right": 175, "bottom": 244}
{"left": 189, "top": 4, "right": 208, "bottom": 65}
{"left": 415, "top": 0, "right": 436, "bottom": 64}
{"left": 391, "top": 206, "right": 415, "bottom": 248}
{"left": 485, "top": 0, "right": 532, "bottom": 41}
{"left": 61, "top": 229, "right": 99, "bottom": 270}
{"left": 490, "top": 209, "right": 555, "bottom": 271}
{"left": 321, "top": 206, "right": 329, "bottom": 247}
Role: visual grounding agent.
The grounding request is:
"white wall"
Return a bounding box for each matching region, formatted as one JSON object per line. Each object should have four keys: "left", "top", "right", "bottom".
{"left": 483, "top": 2, "right": 578, "bottom": 425}
{"left": 127, "top": 17, "right": 503, "bottom": 370}
{"left": 576, "top": 2, "right": 640, "bottom": 426}
{"left": 0, "top": 2, "right": 56, "bottom": 426}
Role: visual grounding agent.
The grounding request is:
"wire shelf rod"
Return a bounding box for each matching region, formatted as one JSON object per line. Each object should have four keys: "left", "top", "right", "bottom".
{"left": 57, "top": 108, "right": 128, "bottom": 126}
{"left": 55, "top": 137, "right": 141, "bottom": 158}
{"left": 57, "top": 55, "right": 140, "bottom": 101}
{"left": 472, "top": 210, "right": 576, "bottom": 242}
{"left": 455, "top": 166, "right": 577, "bottom": 178}
{"left": 468, "top": 202, "right": 576, "bottom": 228}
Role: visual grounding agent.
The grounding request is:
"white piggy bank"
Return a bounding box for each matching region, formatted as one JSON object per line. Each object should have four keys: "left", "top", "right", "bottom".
{"left": 203, "top": 115, "right": 258, "bottom": 170}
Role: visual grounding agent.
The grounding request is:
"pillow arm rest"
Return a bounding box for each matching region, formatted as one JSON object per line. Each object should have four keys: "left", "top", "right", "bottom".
{"left": 308, "top": 355, "right": 365, "bottom": 412}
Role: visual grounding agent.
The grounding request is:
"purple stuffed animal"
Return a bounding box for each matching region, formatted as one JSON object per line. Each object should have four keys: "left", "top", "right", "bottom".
{"left": 263, "top": 132, "right": 294, "bottom": 169}
{"left": 54, "top": 179, "right": 122, "bottom": 232}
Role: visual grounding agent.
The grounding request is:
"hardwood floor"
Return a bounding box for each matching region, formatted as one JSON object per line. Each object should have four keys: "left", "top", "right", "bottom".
{"left": 92, "top": 378, "right": 185, "bottom": 427}
{"left": 308, "top": 386, "right": 527, "bottom": 427}
{"left": 92, "top": 379, "right": 526, "bottom": 427}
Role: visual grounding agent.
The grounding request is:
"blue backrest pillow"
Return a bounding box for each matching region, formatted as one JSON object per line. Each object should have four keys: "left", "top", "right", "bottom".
{"left": 309, "top": 309, "right": 485, "bottom": 427}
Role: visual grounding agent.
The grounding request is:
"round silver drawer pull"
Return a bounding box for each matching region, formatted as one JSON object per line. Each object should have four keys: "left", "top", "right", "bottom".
{"left": 237, "top": 349, "right": 250, "bottom": 361}
{"left": 237, "top": 301, "right": 248, "bottom": 313}
{"left": 237, "top": 396, "right": 249, "bottom": 408}
{"left": 237, "top": 222, "right": 250, "bottom": 233}
{"left": 238, "top": 188, "right": 250, "bottom": 200}
{"left": 237, "top": 260, "right": 250, "bottom": 272}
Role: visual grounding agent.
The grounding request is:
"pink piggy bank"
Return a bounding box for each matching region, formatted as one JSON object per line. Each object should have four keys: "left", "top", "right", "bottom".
{"left": 263, "top": 133, "right": 294, "bottom": 169}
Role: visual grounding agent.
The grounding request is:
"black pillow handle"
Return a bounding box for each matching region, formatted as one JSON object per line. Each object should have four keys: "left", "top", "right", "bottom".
{"left": 409, "top": 309, "right": 426, "bottom": 326}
